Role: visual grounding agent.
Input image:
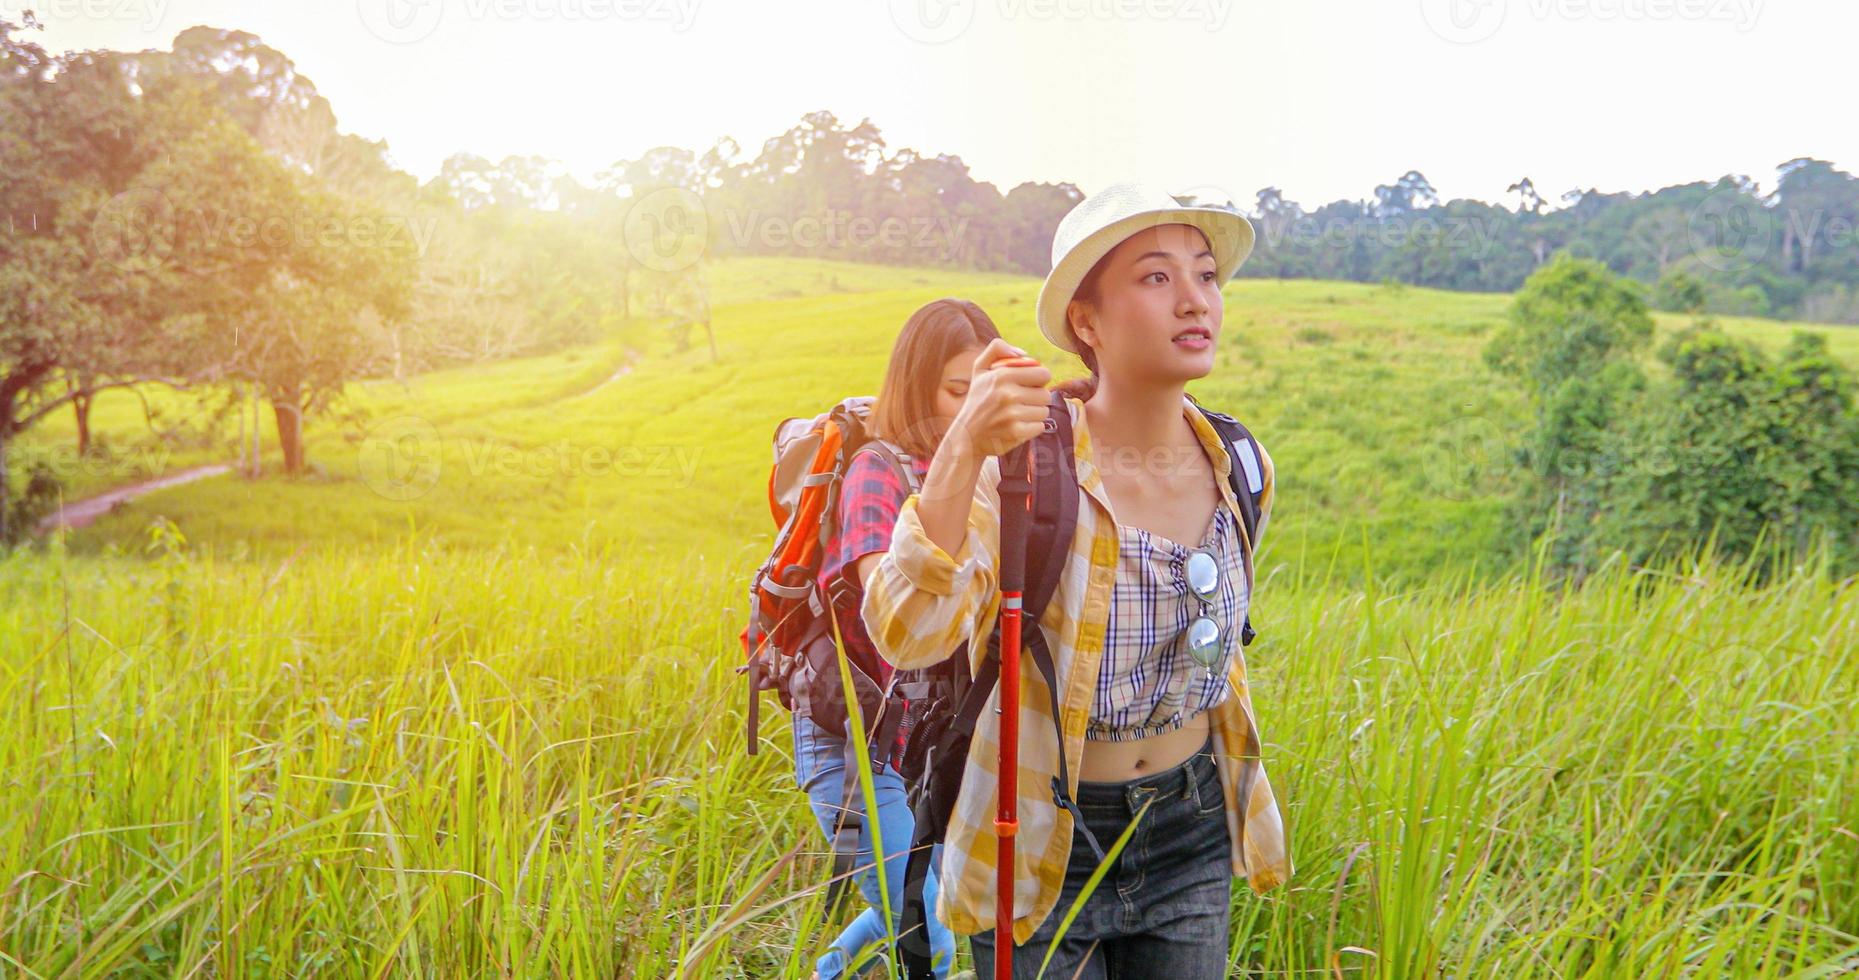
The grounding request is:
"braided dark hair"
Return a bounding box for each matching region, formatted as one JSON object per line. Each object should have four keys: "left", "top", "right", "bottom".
{"left": 1051, "top": 252, "right": 1110, "bottom": 402}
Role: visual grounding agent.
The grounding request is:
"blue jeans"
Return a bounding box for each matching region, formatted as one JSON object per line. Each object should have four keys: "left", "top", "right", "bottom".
{"left": 969, "top": 736, "right": 1233, "bottom": 978}
{"left": 793, "top": 714, "right": 955, "bottom": 979}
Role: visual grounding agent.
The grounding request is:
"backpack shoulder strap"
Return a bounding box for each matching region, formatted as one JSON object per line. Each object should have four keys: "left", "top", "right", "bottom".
{"left": 850, "top": 438, "right": 924, "bottom": 499}
{"left": 1023, "top": 391, "right": 1105, "bottom": 859}
{"left": 1196, "top": 405, "right": 1264, "bottom": 543}
{"left": 1195, "top": 402, "right": 1264, "bottom": 647}
{"left": 1023, "top": 390, "right": 1076, "bottom": 622}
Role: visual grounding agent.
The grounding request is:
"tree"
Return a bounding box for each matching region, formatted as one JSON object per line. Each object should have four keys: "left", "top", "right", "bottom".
{"left": 1486, "top": 253, "right": 1859, "bottom": 577}
{"left": 1486, "top": 254, "right": 1654, "bottom": 395}
{"left": 1372, "top": 170, "right": 1439, "bottom": 218}
{"left": 1606, "top": 325, "right": 1859, "bottom": 575}
{"left": 1771, "top": 158, "right": 1858, "bottom": 280}
{"left": 441, "top": 153, "right": 566, "bottom": 211}
{"left": 1507, "top": 177, "right": 1545, "bottom": 215}
{"left": 1655, "top": 268, "right": 1708, "bottom": 314}
{"left": 1, "top": 17, "right": 226, "bottom": 540}
{"left": 1626, "top": 206, "right": 1687, "bottom": 275}
{"left": 211, "top": 160, "right": 414, "bottom": 474}
{"left": 1485, "top": 256, "right": 1655, "bottom": 575}
{"left": 1246, "top": 187, "right": 1303, "bottom": 275}
{"left": 136, "top": 26, "right": 419, "bottom": 474}
{"left": 1000, "top": 181, "right": 1081, "bottom": 275}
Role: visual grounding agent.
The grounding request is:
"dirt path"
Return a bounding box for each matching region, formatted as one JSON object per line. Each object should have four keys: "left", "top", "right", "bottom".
{"left": 33, "top": 346, "right": 644, "bottom": 538}
{"left": 566, "top": 354, "right": 638, "bottom": 401}
{"left": 35, "top": 463, "right": 233, "bottom": 534}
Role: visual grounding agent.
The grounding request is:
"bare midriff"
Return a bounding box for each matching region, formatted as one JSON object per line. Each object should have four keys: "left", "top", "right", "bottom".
{"left": 1076, "top": 710, "right": 1212, "bottom": 781}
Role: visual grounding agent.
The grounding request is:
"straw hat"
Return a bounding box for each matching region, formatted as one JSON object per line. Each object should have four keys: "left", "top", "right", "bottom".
{"left": 1035, "top": 182, "right": 1256, "bottom": 354}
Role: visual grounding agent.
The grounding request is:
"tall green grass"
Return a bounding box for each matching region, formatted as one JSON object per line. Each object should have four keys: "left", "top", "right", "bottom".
{"left": 3, "top": 530, "right": 1851, "bottom": 976}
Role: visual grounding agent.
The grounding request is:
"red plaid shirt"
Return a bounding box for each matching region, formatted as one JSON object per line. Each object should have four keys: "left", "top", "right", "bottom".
{"left": 819, "top": 445, "right": 930, "bottom": 690}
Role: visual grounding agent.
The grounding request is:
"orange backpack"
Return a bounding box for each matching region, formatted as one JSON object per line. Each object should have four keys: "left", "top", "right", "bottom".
{"left": 739, "top": 396, "right": 922, "bottom": 748}
{"left": 738, "top": 396, "right": 923, "bottom": 908}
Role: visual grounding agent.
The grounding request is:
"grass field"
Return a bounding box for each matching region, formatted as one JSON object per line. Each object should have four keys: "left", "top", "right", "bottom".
{"left": 3, "top": 258, "right": 1856, "bottom": 976}
{"left": 28, "top": 258, "right": 1859, "bottom": 581}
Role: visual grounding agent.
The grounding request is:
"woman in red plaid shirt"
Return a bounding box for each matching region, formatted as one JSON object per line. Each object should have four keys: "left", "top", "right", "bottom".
{"left": 797, "top": 298, "right": 1001, "bottom": 980}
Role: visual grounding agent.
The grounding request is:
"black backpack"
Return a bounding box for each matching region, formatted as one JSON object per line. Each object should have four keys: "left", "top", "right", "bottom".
{"left": 882, "top": 390, "right": 1267, "bottom": 979}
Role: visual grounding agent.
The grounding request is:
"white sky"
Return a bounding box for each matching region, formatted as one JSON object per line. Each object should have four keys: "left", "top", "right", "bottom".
{"left": 18, "top": 0, "right": 1855, "bottom": 208}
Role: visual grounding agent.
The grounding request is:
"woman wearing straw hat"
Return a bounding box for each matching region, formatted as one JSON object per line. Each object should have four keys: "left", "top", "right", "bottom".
{"left": 862, "top": 182, "right": 1292, "bottom": 976}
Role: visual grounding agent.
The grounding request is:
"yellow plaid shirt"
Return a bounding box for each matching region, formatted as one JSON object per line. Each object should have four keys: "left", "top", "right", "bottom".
{"left": 861, "top": 393, "right": 1292, "bottom": 943}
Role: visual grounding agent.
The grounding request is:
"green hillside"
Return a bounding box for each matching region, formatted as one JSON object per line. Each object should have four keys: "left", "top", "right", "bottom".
{"left": 35, "top": 257, "right": 1859, "bottom": 585}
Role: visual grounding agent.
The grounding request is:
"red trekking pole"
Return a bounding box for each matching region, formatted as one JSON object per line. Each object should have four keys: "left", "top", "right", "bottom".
{"left": 992, "top": 365, "right": 1040, "bottom": 980}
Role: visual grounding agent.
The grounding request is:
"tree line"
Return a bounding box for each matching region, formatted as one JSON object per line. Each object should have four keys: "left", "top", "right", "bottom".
{"left": 1242, "top": 166, "right": 1859, "bottom": 324}
{"left": 450, "top": 115, "right": 1859, "bottom": 331}
{"left": 6, "top": 15, "right": 1855, "bottom": 547}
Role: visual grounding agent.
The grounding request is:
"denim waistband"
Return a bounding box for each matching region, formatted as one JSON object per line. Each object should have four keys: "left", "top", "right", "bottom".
{"left": 1073, "top": 734, "right": 1216, "bottom": 805}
